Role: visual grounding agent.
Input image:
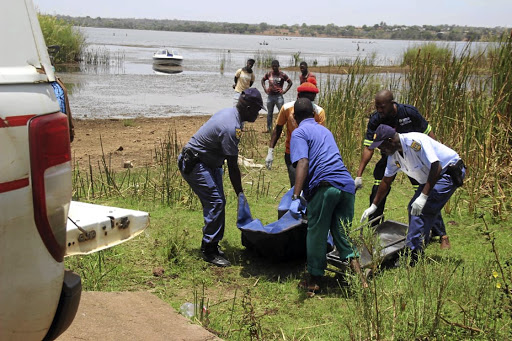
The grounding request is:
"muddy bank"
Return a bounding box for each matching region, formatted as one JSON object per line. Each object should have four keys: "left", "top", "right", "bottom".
{"left": 71, "top": 115, "right": 269, "bottom": 171}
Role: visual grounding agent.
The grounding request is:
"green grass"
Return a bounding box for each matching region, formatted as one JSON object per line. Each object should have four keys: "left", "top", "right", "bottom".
{"left": 67, "top": 126, "right": 512, "bottom": 339}
{"left": 122, "top": 119, "right": 134, "bottom": 127}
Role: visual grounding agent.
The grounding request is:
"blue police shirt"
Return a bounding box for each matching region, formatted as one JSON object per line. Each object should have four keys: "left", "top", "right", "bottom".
{"left": 186, "top": 107, "right": 242, "bottom": 168}
{"left": 364, "top": 102, "right": 432, "bottom": 147}
{"left": 290, "top": 118, "right": 355, "bottom": 199}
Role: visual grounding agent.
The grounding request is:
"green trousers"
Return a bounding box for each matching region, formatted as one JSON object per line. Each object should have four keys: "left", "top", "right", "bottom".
{"left": 306, "top": 186, "right": 357, "bottom": 276}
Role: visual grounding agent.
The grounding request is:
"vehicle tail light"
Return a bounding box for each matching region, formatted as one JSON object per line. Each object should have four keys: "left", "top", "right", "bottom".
{"left": 29, "top": 112, "right": 72, "bottom": 262}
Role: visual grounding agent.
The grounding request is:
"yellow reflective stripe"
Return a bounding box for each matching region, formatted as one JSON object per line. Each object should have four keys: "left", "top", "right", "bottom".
{"left": 423, "top": 124, "right": 432, "bottom": 135}
{"left": 374, "top": 179, "right": 381, "bottom": 186}
{"left": 411, "top": 185, "right": 419, "bottom": 190}
{"left": 364, "top": 139, "right": 373, "bottom": 146}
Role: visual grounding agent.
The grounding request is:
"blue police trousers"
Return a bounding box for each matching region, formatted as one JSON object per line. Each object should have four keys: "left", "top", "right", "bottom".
{"left": 179, "top": 156, "right": 226, "bottom": 245}
{"left": 371, "top": 156, "right": 447, "bottom": 238}
{"left": 407, "top": 168, "right": 465, "bottom": 251}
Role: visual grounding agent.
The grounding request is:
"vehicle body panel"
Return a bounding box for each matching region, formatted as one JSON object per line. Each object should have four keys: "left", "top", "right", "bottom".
{"left": 66, "top": 201, "right": 149, "bottom": 256}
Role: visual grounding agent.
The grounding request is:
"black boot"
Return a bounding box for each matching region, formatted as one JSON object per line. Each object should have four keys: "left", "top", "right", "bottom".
{"left": 216, "top": 245, "right": 225, "bottom": 257}
{"left": 409, "top": 249, "right": 422, "bottom": 267}
{"left": 201, "top": 242, "right": 230, "bottom": 267}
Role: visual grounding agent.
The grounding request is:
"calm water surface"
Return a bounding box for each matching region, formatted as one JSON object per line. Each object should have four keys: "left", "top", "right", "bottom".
{"left": 62, "top": 27, "right": 487, "bottom": 119}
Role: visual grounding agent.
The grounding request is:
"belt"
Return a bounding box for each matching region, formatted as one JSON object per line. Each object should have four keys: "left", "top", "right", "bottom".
{"left": 318, "top": 181, "right": 332, "bottom": 187}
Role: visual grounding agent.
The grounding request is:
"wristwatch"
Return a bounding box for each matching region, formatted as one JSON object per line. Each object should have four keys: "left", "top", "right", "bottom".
{"left": 291, "top": 194, "right": 299, "bottom": 200}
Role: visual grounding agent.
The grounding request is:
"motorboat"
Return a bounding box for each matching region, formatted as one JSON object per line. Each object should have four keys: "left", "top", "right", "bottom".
{"left": 152, "top": 49, "right": 183, "bottom": 66}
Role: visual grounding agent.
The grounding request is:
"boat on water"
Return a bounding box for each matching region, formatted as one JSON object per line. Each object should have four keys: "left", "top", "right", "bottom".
{"left": 152, "top": 49, "right": 183, "bottom": 66}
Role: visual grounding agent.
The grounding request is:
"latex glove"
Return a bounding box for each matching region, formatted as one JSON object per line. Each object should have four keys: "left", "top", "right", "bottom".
{"left": 265, "top": 147, "right": 274, "bottom": 170}
{"left": 354, "top": 177, "right": 363, "bottom": 191}
{"left": 411, "top": 193, "right": 428, "bottom": 216}
{"left": 360, "top": 204, "right": 378, "bottom": 222}
{"left": 289, "top": 198, "right": 304, "bottom": 219}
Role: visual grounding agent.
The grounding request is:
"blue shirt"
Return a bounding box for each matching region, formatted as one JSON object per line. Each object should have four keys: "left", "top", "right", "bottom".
{"left": 290, "top": 118, "right": 355, "bottom": 199}
{"left": 186, "top": 107, "right": 242, "bottom": 168}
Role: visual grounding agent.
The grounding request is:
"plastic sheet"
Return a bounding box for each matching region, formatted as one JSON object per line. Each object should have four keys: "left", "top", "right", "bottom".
{"left": 237, "top": 192, "right": 307, "bottom": 261}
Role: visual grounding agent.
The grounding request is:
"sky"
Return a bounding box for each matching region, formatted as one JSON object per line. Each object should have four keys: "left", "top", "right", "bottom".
{"left": 33, "top": 0, "right": 511, "bottom": 28}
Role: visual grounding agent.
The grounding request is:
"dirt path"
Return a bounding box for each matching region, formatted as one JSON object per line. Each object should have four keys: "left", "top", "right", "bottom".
{"left": 71, "top": 115, "right": 268, "bottom": 171}
{"left": 57, "top": 291, "right": 222, "bottom": 341}
{"left": 71, "top": 116, "right": 209, "bottom": 171}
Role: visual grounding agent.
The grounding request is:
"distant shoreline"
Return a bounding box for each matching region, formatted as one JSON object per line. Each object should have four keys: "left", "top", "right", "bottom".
{"left": 50, "top": 14, "right": 507, "bottom": 43}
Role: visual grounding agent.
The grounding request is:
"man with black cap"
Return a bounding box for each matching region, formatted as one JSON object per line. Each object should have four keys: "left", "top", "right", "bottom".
{"left": 178, "top": 88, "right": 266, "bottom": 267}
{"left": 360, "top": 124, "right": 465, "bottom": 264}
{"left": 290, "top": 97, "right": 368, "bottom": 294}
{"left": 265, "top": 78, "right": 324, "bottom": 187}
{"left": 354, "top": 89, "right": 451, "bottom": 249}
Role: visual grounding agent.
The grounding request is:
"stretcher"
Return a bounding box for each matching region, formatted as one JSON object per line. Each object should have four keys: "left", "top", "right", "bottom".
{"left": 237, "top": 189, "right": 408, "bottom": 267}
{"left": 326, "top": 217, "right": 408, "bottom": 272}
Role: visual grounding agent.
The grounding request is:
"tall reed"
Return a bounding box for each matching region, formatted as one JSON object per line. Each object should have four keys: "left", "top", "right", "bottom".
{"left": 402, "top": 35, "right": 512, "bottom": 215}
{"left": 72, "top": 130, "right": 199, "bottom": 209}
{"left": 318, "top": 58, "right": 382, "bottom": 174}
{"left": 320, "top": 35, "right": 512, "bottom": 216}
{"left": 254, "top": 50, "right": 275, "bottom": 68}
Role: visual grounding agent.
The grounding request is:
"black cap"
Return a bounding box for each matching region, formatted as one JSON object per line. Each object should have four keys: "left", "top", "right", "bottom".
{"left": 242, "top": 88, "right": 266, "bottom": 111}
{"left": 369, "top": 124, "right": 396, "bottom": 149}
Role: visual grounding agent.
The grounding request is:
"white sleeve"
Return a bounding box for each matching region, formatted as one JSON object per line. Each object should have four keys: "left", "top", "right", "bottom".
{"left": 384, "top": 156, "right": 400, "bottom": 177}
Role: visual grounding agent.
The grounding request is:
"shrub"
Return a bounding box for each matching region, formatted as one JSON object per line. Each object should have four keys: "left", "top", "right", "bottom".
{"left": 38, "top": 13, "right": 86, "bottom": 64}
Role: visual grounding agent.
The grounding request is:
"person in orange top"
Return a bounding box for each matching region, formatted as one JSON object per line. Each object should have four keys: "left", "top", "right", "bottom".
{"left": 265, "top": 78, "right": 326, "bottom": 187}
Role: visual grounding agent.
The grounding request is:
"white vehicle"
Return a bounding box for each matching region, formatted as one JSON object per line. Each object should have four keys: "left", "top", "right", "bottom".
{"left": 0, "top": 1, "right": 149, "bottom": 340}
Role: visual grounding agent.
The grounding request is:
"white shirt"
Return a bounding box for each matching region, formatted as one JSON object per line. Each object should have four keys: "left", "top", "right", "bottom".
{"left": 384, "top": 132, "right": 460, "bottom": 184}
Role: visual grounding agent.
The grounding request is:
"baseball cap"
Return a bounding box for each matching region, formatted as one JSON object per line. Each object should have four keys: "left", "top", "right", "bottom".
{"left": 369, "top": 124, "right": 396, "bottom": 149}
{"left": 297, "top": 81, "right": 319, "bottom": 94}
{"left": 241, "top": 88, "right": 266, "bottom": 111}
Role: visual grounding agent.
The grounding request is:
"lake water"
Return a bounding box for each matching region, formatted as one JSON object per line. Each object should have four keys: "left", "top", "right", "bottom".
{"left": 62, "top": 27, "right": 487, "bottom": 119}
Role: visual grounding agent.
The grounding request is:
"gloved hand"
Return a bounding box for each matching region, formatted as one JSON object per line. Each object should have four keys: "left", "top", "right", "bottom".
{"left": 265, "top": 147, "right": 274, "bottom": 170}
{"left": 411, "top": 193, "right": 428, "bottom": 216}
{"left": 360, "top": 204, "right": 377, "bottom": 222}
{"left": 354, "top": 177, "right": 363, "bottom": 191}
{"left": 289, "top": 197, "right": 306, "bottom": 219}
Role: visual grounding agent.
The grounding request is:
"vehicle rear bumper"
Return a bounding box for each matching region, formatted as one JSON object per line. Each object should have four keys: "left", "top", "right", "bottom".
{"left": 43, "top": 270, "right": 82, "bottom": 341}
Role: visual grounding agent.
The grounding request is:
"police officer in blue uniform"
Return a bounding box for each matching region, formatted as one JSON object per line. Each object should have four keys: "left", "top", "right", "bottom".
{"left": 361, "top": 125, "right": 465, "bottom": 263}
{"left": 178, "top": 88, "right": 265, "bottom": 267}
{"left": 354, "top": 90, "right": 450, "bottom": 249}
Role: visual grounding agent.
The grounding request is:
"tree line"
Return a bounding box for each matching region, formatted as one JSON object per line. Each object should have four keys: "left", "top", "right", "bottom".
{"left": 56, "top": 15, "right": 507, "bottom": 42}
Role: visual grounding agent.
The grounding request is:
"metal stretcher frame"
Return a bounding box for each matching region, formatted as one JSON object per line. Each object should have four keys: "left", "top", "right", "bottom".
{"left": 326, "top": 215, "right": 408, "bottom": 273}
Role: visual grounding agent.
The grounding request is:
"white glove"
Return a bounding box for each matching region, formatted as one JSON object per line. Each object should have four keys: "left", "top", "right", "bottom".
{"left": 360, "top": 204, "right": 378, "bottom": 222}
{"left": 411, "top": 193, "right": 428, "bottom": 216}
{"left": 354, "top": 177, "right": 363, "bottom": 191}
{"left": 265, "top": 147, "right": 274, "bottom": 170}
